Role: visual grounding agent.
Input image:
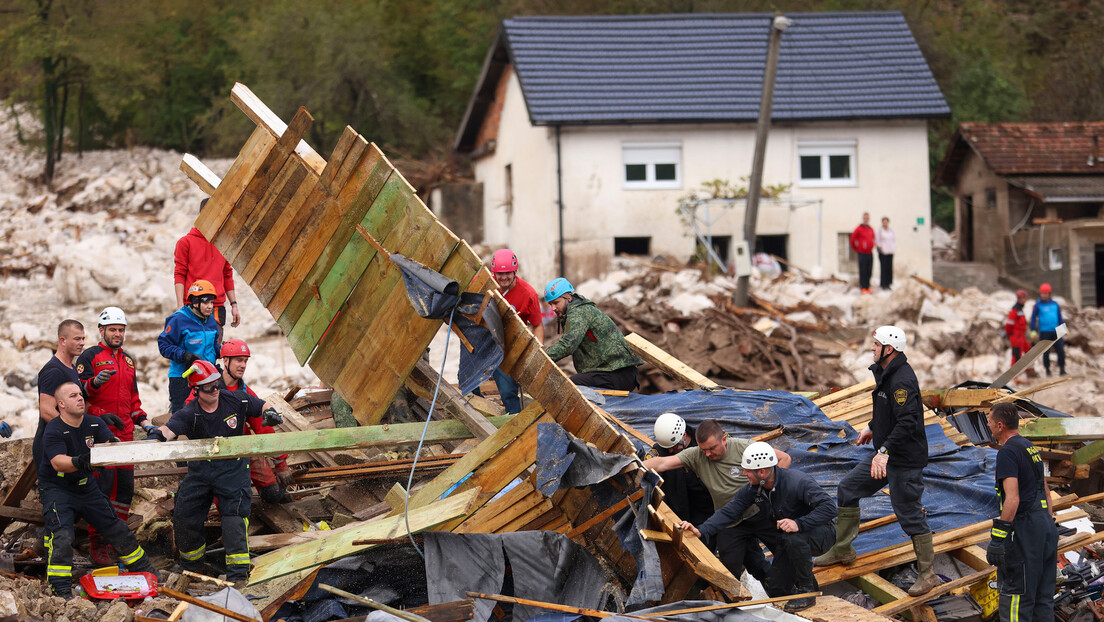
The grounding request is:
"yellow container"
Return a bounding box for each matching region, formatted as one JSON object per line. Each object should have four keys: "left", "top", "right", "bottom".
{"left": 969, "top": 571, "right": 999, "bottom": 619}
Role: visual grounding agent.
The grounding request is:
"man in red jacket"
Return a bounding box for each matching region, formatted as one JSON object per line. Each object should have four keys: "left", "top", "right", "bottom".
{"left": 174, "top": 198, "right": 240, "bottom": 331}
{"left": 850, "top": 212, "right": 876, "bottom": 294}
{"left": 1004, "top": 289, "right": 1030, "bottom": 367}
{"left": 75, "top": 307, "right": 151, "bottom": 564}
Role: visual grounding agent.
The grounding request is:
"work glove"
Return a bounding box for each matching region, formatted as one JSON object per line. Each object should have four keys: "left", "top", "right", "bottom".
{"left": 181, "top": 352, "right": 201, "bottom": 365}
{"left": 108, "top": 435, "right": 120, "bottom": 443}
{"left": 144, "top": 426, "right": 167, "bottom": 442}
{"left": 72, "top": 454, "right": 92, "bottom": 473}
{"left": 99, "top": 412, "right": 124, "bottom": 429}
{"left": 262, "top": 407, "right": 283, "bottom": 427}
{"left": 92, "top": 368, "right": 118, "bottom": 388}
{"left": 0, "top": 422, "right": 11, "bottom": 438}
{"left": 986, "top": 518, "right": 1013, "bottom": 567}
{"left": 275, "top": 459, "right": 295, "bottom": 487}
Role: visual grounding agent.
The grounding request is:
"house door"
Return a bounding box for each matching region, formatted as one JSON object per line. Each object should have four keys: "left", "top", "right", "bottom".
{"left": 1096, "top": 244, "right": 1104, "bottom": 306}
{"left": 755, "top": 235, "right": 789, "bottom": 272}
{"left": 960, "top": 195, "right": 974, "bottom": 261}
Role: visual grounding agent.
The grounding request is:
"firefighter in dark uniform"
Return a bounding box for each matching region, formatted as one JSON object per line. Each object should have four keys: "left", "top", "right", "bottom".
{"left": 815, "top": 325, "right": 941, "bottom": 596}
{"left": 986, "top": 402, "right": 1057, "bottom": 622}
{"left": 648, "top": 412, "right": 714, "bottom": 527}
{"left": 680, "top": 442, "right": 837, "bottom": 613}
{"left": 146, "top": 360, "right": 283, "bottom": 582}
{"left": 38, "top": 382, "right": 154, "bottom": 597}
{"left": 76, "top": 306, "right": 152, "bottom": 564}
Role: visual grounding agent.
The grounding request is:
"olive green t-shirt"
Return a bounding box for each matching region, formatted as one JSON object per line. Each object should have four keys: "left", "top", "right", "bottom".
{"left": 676, "top": 437, "right": 753, "bottom": 511}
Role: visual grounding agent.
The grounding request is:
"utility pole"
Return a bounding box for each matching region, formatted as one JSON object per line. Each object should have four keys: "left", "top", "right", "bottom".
{"left": 734, "top": 14, "right": 791, "bottom": 307}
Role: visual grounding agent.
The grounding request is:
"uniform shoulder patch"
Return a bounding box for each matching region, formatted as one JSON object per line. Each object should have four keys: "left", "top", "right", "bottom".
{"left": 76, "top": 363, "right": 85, "bottom": 374}
{"left": 894, "top": 388, "right": 908, "bottom": 406}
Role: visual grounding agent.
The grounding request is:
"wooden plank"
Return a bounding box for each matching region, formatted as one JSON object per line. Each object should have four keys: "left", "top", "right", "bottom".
{"left": 455, "top": 480, "right": 536, "bottom": 534}
{"left": 0, "top": 503, "right": 44, "bottom": 525}
{"left": 194, "top": 127, "right": 276, "bottom": 240}
{"left": 259, "top": 568, "right": 320, "bottom": 621}
{"left": 224, "top": 157, "right": 309, "bottom": 269}
{"left": 319, "top": 126, "right": 359, "bottom": 190}
{"left": 1020, "top": 417, "right": 1104, "bottom": 441}
{"left": 920, "top": 388, "right": 1006, "bottom": 409}
{"left": 875, "top": 567, "right": 994, "bottom": 616}
{"left": 240, "top": 168, "right": 318, "bottom": 284}
{"left": 180, "top": 154, "right": 221, "bottom": 196}
{"left": 812, "top": 380, "right": 876, "bottom": 408}
{"left": 0, "top": 461, "right": 38, "bottom": 532}
{"left": 160, "top": 586, "right": 260, "bottom": 622}
{"left": 625, "top": 332, "right": 719, "bottom": 390}
{"left": 248, "top": 488, "right": 478, "bottom": 584}
{"left": 268, "top": 393, "right": 340, "bottom": 467}
{"left": 848, "top": 574, "right": 936, "bottom": 622}
{"left": 1072, "top": 439, "right": 1104, "bottom": 465}
{"left": 230, "top": 82, "right": 326, "bottom": 174}
{"left": 407, "top": 360, "right": 498, "bottom": 440}
{"left": 90, "top": 416, "right": 514, "bottom": 466}
{"left": 650, "top": 502, "right": 749, "bottom": 601}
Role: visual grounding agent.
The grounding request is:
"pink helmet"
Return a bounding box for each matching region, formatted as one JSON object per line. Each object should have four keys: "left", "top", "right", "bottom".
{"left": 491, "top": 249, "right": 519, "bottom": 273}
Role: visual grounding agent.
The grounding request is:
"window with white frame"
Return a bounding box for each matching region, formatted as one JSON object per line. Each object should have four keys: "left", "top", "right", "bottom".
{"left": 622, "top": 143, "right": 682, "bottom": 189}
{"left": 798, "top": 141, "right": 857, "bottom": 187}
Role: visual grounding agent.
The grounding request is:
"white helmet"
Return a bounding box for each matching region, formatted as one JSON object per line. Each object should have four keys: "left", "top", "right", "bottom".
{"left": 873, "top": 325, "right": 906, "bottom": 352}
{"left": 653, "top": 412, "right": 686, "bottom": 449}
{"left": 741, "top": 441, "right": 778, "bottom": 470}
{"left": 98, "top": 306, "right": 128, "bottom": 327}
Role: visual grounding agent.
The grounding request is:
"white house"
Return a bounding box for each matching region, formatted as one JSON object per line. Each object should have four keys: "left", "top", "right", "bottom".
{"left": 454, "top": 12, "right": 950, "bottom": 289}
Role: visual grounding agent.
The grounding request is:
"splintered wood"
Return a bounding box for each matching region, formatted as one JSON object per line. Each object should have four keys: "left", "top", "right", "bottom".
{"left": 181, "top": 84, "right": 748, "bottom": 603}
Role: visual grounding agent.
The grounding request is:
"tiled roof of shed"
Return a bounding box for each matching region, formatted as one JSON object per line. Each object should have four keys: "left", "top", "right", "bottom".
{"left": 501, "top": 12, "right": 949, "bottom": 125}
{"left": 934, "top": 122, "right": 1104, "bottom": 188}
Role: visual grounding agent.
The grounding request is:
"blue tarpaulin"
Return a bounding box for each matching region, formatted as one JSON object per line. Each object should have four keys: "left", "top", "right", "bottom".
{"left": 602, "top": 389, "right": 1001, "bottom": 555}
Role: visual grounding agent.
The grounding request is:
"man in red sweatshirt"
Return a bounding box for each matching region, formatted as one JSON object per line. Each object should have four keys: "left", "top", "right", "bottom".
{"left": 174, "top": 198, "right": 240, "bottom": 331}
{"left": 850, "top": 212, "right": 876, "bottom": 294}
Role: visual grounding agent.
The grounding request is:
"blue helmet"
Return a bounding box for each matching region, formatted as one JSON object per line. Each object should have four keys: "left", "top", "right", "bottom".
{"left": 544, "top": 277, "right": 575, "bottom": 302}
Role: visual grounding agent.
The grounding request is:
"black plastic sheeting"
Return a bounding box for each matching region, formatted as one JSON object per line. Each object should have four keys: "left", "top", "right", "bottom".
{"left": 391, "top": 253, "right": 504, "bottom": 395}
{"left": 602, "top": 389, "right": 1002, "bottom": 556}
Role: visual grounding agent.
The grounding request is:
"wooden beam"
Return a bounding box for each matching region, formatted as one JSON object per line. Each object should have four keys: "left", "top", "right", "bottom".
{"left": 180, "top": 154, "right": 222, "bottom": 196}
{"left": 796, "top": 595, "right": 897, "bottom": 622}
{"left": 875, "top": 567, "right": 994, "bottom": 616}
{"left": 989, "top": 323, "right": 1067, "bottom": 388}
{"left": 320, "top": 584, "right": 430, "bottom": 622}
{"left": 406, "top": 359, "right": 498, "bottom": 440}
{"left": 813, "top": 380, "right": 875, "bottom": 408}
{"left": 639, "top": 592, "right": 821, "bottom": 617}
{"left": 649, "top": 502, "right": 750, "bottom": 600}
{"left": 624, "top": 333, "right": 719, "bottom": 390}
{"left": 268, "top": 392, "right": 341, "bottom": 467}
{"left": 249, "top": 488, "right": 479, "bottom": 583}
{"left": 259, "top": 568, "right": 320, "bottom": 621}
{"left": 465, "top": 592, "right": 648, "bottom": 620}
{"left": 0, "top": 503, "right": 44, "bottom": 526}
{"left": 920, "top": 388, "right": 1005, "bottom": 410}
{"left": 160, "top": 586, "right": 260, "bottom": 622}
{"left": 90, "top": 416, "right": 513, "bottom": 466}
{"left": 1020, "top": 417, "right": 1104, "bottom": 441}
{"left": 848, "top": 573, "right": 936, "bottom": 622}
{"left": 0, "top": 461, "right": 38, "bottom": 532}
{"left": 230, "top": 82, "right": 326, "bottom": 174}
{"left": 1072, "top": 439, "right": 1104, "bottom": 465}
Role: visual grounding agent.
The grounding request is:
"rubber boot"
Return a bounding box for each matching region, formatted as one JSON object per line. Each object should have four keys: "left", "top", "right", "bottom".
{"left": 814, "top": 506, "right": 859, "bottom": 566}
{"left": 908, "top": 532, "right": 942, "bottom": 596}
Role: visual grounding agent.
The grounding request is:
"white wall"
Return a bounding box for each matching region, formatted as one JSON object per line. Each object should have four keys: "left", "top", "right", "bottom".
{"left": 473, "top": 70, "right": 934, "bottom": 290}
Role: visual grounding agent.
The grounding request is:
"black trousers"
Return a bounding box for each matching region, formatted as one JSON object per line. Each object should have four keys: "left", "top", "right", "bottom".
{"left": 570, "top": 365, "right": 638, "bottom": 392}
{"left": 998, "top": 509, "right": 1057, "bottom": 622}
{"left": 857, "top": 253, "right": 873, "bottom": 289}
{"left": 169, "top": 377, "right": 191, "bottom": 415}
{"left": 173, "top": 458, "right": 253, "bottom": 579}
{"left": 837, "top": 455, "right": 930, "bottom": 536}
{"left": 719, "top": 521, "right": 835, "bottom": 595}
{"left": 716, "top": 513, "right": 772, "bottom": 582}
{"left": 878, "top": 252, "right": 893, "bottom": 288}
{"left": 88, "top": 465, "right": 135, "bottom": 541}
{"left": 1038, "top": 332, "right": 1065, "bottom": 373}
{"left": 41, "top": 480, "right": 151, "bottom": 594}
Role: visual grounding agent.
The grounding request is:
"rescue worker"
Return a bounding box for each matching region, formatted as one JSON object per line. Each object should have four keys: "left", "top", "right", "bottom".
{"left": 543, "top": 278, "right": 642, "bottom": 391}
{"left": 482, "top": 249, "right": 544, "bottom": 413}
{"left": 174, "top": 198, "right": 240, "bottom": 331}
{"left": 644, "top": 419, "right": 791, "bottom": 583}
{"left": 1029, "top": 282, "right": 1065, "bottom": 376}
{"left": 815, "top": 326, "right": 941, "bottom": 596}
{"left": 38, "top": 382, "right": 153, "bottom": 597}
{"left": 985, "top": 402, "right": 1057, "bottom": 622}
{"left": 159, "top": 279, "right": 222, "bottom": 414}
{"left": 36, "top": 320, "right": 86, "bottom": 471}
{"left": 185, "top": 339, "right": 294, "bottom": 503}
{"left": 76, "top": 307, "right": 151, "bottom": 564}
{"left": 648, "top": 413, "right": 713, "bottom": 528}
{"left": 1003, "top": 289, "right": 1030, "bottom": 367}
{"left": 680, "top": 442, "right": 836, "bottom": 613}
{"left": 146, "top": 361, "right": 283, "bottom": 582}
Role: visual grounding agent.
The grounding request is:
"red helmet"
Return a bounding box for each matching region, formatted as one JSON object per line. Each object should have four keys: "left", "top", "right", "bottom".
{"left": 1015, "top": 289, "right": 1028, "bottom": 299}
{"left": 187, "top": 279, "right": 217, "bottom": 302}
{"left": 491, "top": 249, "right": 519, "bottom": 273}
{"left": 221, "top": 339, "right": 251, "bottom": 358}
{"left": 1039, "top": 283, "right": 1052, "bottom": 294}
{"left": 184, "top": 360, "right": 220, "bottom": 389}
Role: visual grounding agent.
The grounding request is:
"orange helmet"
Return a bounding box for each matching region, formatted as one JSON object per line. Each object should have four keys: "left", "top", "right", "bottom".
{"left": 221, "top": 339, "right": 250, "bottom": 358}
{"left": 184, "top": 360, "right": 220, "bottom": 389}
{"left": 187, "top": 280, "right": 217, "bottom": 302}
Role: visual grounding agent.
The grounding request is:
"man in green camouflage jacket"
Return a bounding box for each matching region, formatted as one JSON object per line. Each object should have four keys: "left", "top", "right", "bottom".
{"left": 543, "top": 278, "right": 642, "bottom": 391}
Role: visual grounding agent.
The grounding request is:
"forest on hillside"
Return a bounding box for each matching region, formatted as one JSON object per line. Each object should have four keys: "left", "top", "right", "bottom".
{"left": 2, "top": 0, "right": 1102, "bottom": 229}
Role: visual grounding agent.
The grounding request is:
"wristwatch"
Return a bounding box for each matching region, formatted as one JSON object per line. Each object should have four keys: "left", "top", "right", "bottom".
{"left": 877, "top": 446, "right": 889, "bottom": 456}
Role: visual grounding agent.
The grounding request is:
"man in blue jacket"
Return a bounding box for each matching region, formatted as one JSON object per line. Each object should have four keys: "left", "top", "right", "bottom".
{"left": 1029, "top": 282, "right": 1065, "bottom": 376}
{"left": 158, "top": 279, "right": 221, "bottom": 413}
{"left": 679, "top": 442, "right": 836, "bottom": 613}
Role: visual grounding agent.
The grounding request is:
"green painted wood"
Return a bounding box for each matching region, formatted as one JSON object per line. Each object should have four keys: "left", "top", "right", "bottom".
{"left": 1071, "top": 439, "right": 1104, "bottom": 465}
{"left": 249, "top": 489, "right": 478, "bottom": 584}
{"left": 88, "top": 416, "right": 514, "bottom": 466}
{"left": 1020, "top": 418, "right": 1104, "bottom": 442}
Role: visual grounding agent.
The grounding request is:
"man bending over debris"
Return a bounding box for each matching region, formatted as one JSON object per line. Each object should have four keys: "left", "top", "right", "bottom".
{"left": 185, "top": 339, "right": 294, "bottom": 503}
{"left": 815, "top": 326, "right": 941, "bottom": 596}
{"left": 38, "top": 382, "right": 154, "bottom": 597}
{"left": 146, "top": 361, "right": 283, "bottom": 583}
{"left": 644, "top": 419, "right": 790, "bottom": 584}
{"left": 159, "top": 279, "right": 222, "bottom": 414}
{"left": 543, "top": 277, "right": 642, "bottom": 391}
{"left": 986, "top": 402, "right": 1057, "bottom": 622}
{"left": 681, "top": 442, "right": 836, "bottom": 613}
